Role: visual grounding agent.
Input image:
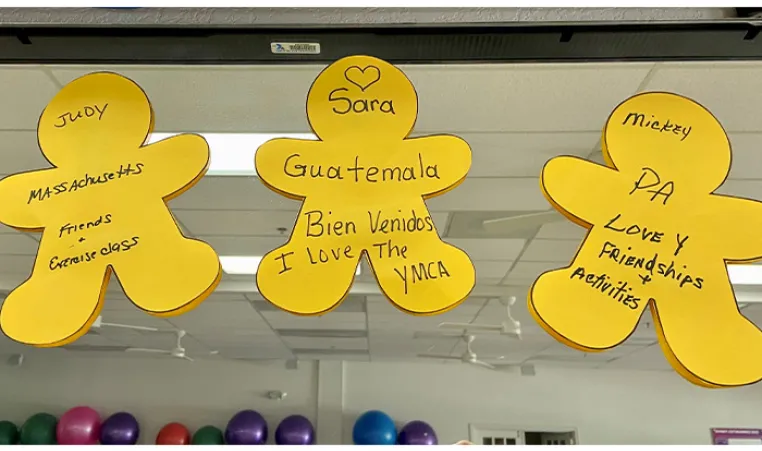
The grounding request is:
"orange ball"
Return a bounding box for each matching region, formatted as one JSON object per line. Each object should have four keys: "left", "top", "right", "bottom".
{"left": 156, "top": 422, "right": 190, "bottom": 445}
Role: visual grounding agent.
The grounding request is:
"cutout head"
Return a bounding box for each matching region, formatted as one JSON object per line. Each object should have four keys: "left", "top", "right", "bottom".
{"left": 38, "top": 72, "right": 153, "bottom": 167}
{"left": 603, "top": 91, "right": 731, "bottom": 194}
{"left": 306, "top": 55, "right": 418, "bottom": 141}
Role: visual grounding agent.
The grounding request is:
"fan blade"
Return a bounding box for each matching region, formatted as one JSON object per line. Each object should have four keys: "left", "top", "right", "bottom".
{"left": 482, "top": 211, "right": 564, "bottom": 234}
{"left": 440, "top": 322, "right": 502, "bottom": 331}
{"left": 471, "top": 360, "right": 496, "bottom": 370}
{"left": 418, "top": 353, "right": 461, "bottom": 360}
{"left": 125, "top": 348, "right": 170, "bottom": 354}
{"left": 414, "top": 330, "right": 464, "bottom": 339}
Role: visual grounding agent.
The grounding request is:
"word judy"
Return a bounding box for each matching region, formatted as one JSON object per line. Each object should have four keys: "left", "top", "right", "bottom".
{"left": 284, "top": 154, "right": 439, "bottom": 183}
{"left": 622, "top": 112, "right": 692, "bottom": 141}
{"left": 54, "top": 104, "right": 108, "bottom": 128}
{"left": 48, "top": 236, "right": 141, "bottom": 272}
{"left": 27, "top": 163, "right": 144, "bottom": 204}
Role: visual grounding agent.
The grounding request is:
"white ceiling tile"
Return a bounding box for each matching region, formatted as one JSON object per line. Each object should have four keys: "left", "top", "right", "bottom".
{"left": 199, "top": 235, "right": 288, "bottom": 256}
{"left": 281, "top": 336, "right": 368, "bottom": 350}
{"left": 446, "top": 238, "right": 524, "bottom": 261}
{"left": 520, "top": 238, "right": 579, "bottom": 262}
{"left": 426, "top": 178, "right": 547, "bottom": 212}
{"left": 714, "top": 180, "right": 762, "bottom": 200}
{"left": 0, "top": 67, "right": 60, "bottom": 131}
{"left": 535, "top": 221, "right": 587, "bottom": 240}
{"left": 463, "top": 132, "right": 598, "bottom": 177}
{"left": 174, "top": 210, "right": 298, "bottom": 236}
{"left": 0, "top": 234, "right": 39, "bottom": 255}
{"left": 644, "top": 62, "right": 762, "bottom": 133}
{"left": 262, "top": 311, "right": 367, "bottom": 330}
{"left": 406, "top": 63, "right": 654, "bottom": 132}
{"left": 168, "top": 177, "right": 298, "bottom": 211}
{"left": 728, "top": 133, "right": 762, "bottom": 181}
{"left": 48, "top": 66, "right": 321, "bottom": 133}
{"left": 605, "top": 345, "right": 672, "bottom": 371}
{"left": 505, "top": 261, "right": 561, "bottom": 281}
{"left": 473, "top": 260, "right": 513, "bottom": 280}
{"left": 0, "top": 131, "right": 52, "bottom": 174}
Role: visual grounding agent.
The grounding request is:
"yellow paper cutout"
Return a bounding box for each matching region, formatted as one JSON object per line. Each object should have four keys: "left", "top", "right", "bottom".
{"left": 255, "top": 55, "right": 475, "bottom": 316}
{"left": 0, "top": 72, "right": 222, "bottom": 347}
{"left": 529, "top": 91, "right": 762, "bottom": 388}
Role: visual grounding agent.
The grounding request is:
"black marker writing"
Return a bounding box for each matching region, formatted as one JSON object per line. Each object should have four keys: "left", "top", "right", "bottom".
{"left": 622, "top": 111, "right": 692, "bottom": 141}
{"left": 54, "top": 104, "right": 109, "bottom": 128}
{"left": 629, "top": 167, "right": 674, "bottom": 205}
{"left": 394, "top": 260, "right": 451, "bottom": 295}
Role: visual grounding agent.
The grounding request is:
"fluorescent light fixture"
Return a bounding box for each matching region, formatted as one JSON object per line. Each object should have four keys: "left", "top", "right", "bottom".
{"left": 147, "top": 133, "right": 317, "bottom": 176}
{"left": 220, "top": 256, "right": 361, "bottom": 276}
{"left": 728, "top": 265, "right": 762, "bottom": 286}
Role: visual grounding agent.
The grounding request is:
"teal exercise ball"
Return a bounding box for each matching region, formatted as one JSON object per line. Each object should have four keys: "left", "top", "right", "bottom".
{"left": 352, "top": 410, "right": 396, "bottom": 445}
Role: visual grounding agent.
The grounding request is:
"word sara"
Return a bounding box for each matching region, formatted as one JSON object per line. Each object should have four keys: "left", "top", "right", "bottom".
{"left": 329, "top": 88, "right": 394, "bottom": 115}
{"left": 27, "top": 163, "right": 144, "bottom": 204}
{"left": 53, "top": 104, "right": 108, "bottom": 128}
{"left": 48, "top": 236, "right": 141, "bottom": 271}
{"left": 284, "top": 154, "right": 440, "bottom": 183}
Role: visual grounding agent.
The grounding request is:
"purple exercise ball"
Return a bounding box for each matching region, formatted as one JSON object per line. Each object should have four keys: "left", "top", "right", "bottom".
{"left": 397, "top": 420, "right": 438, "bottom": 445}
{"left": 275, "top": 415, "right": 315, "bottom": 445}
{"left": 225, "top": 410, "right": 268, "bottom": 445}
{"left": 99, "top": 412, "right": 140, "bottom": 445}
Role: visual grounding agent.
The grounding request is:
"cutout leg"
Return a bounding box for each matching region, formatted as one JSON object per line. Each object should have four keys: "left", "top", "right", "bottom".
{"left": 369, "top": 230, "right": 475, "bottom": 315}
{"left": 256, "top": 203, "right": 361, "bottom": 315}
{"left": 0, "top": 260, "right": 108, "bottom": 346}
{"left": 115, "top": 233, "right": 221, "bottom": 316}
{"left": 653, "top": 280, "right": 762, "bottom": 387}
{"left": 530, "top": 264, "right": 647, "bottom": 350}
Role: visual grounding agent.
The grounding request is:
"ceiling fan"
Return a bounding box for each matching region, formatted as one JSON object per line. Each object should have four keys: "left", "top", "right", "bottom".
{"left": 482, "top": 210, "right": 566, "bottom": 235}
{"left": 125, "top": 329, "right": 210, "bottom": 362}
{"left": 418, "top": 334, "right": 497, "bottom": 369}
{"left": 438, "top": 296, "right": 522, "bottom": 339}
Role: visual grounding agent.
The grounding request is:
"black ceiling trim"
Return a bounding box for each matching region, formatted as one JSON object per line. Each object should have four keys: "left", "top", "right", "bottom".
{"left": 0, "top": 21, "right": 761, "bottom": 64}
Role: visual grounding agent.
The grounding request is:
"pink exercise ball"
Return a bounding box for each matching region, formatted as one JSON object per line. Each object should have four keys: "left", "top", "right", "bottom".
{"left": 56, "top": 406, "right": 101, "bottom": 445}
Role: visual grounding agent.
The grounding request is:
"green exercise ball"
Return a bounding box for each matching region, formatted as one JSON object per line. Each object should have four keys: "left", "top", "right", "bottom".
{"left": 0, "top": 421, "right": 19, "bottom": 445}
{"left": 191, "top": 425, "right": 224, "bottom": 445}
{"left": 20, "top": 413, "right": 57, "bottom": 445}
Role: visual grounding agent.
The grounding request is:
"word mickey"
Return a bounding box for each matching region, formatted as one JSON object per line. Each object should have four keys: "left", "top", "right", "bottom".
{"left": 622, "top": 111, "right": 692, "bottom": 141}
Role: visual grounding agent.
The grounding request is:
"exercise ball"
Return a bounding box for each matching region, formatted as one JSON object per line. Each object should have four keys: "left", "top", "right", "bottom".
{"left": 275, "top": 415, "right": 315, "bottom": 445}
{"left": 352, "top": 410, "right": 396, "bottom": 445}
{"left": 225, "top": 410, "right": 268, "bottom": 445}
{"left": 0, "top": 421, "right": 19, "bottom": 445}
{"left": 156, "top": 422, "right": 190, "bottom": 445}
{"left": 20, "top": 412, "right": 58, "bottom": 445}
{"left": 398, "top": 420, "right": 438, "bottom": 445}
{"left": 100, "top": 412, "right": 140, "bottom": 445}
{"left": 57, "top": 406, "right": 101, "bottom": 445}
{"left": 192, "top": 425, "right": 224, "bottom": 445}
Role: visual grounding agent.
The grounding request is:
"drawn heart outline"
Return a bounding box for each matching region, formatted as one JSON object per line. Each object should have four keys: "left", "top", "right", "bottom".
{"left": 343, "top": 65, "right": 381, "bottom": 92}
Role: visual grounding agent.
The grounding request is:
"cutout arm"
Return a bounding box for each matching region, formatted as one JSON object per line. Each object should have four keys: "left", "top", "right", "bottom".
{"left": 709, "top": 195, "right": 762, "bottom": 262}
{"left": 255, "top": 138, "right": 323, "bottom": 200}
{"left": 541, "top": 156, "right": 622, "bottom": 226}
{"left": 141, "top": 134, "right": 211, "bottom": 200}
{"left": 402, "top": 135, "right": 472, "bottom": 198}
{"left": 0, "top": 170, "right": 57, "bottom": 230}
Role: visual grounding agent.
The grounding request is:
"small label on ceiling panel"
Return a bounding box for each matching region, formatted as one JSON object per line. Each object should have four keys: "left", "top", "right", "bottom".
{"left": 270, "top": 42, "right": 321, "bottom": 55}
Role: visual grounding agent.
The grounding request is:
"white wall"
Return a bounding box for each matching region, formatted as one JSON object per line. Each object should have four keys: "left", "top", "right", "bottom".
{"left": 343, "top": 361, "right": 762, "bottom": 445}
{"left": 1, "top": 355, "right": 762, "bottom": 445}
{"left": 0, "top": 354, "right": 317, "bottom": 445}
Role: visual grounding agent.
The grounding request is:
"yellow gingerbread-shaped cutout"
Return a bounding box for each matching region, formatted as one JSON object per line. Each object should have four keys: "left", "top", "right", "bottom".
{"left": 0, "top": 72, "right": 222, "bottom": 347}
{"left": 529, "top": 91, "right": 762, "bottom": 388}
{"left": 255, "top": 55, "right": 475, "bottom": 316}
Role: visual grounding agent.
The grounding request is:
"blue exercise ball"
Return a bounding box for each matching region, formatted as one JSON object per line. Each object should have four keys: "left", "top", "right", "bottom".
{"left": 352, "top": 410, "right": 396, "bottom": 445}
